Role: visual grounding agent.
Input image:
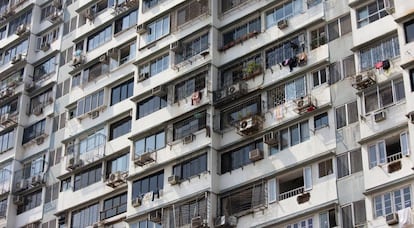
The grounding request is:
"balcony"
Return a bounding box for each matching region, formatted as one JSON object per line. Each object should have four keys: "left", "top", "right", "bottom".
{"left": 65, "top": 134, "right": 106, "bottom": 171}
{"left": 0, "top": 112, "right": 18, "bottom": 128}
{"left": 12, "top": 160, "right": 48, "bottom": 194}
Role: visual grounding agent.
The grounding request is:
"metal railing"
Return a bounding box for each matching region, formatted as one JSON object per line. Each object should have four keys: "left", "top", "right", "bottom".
{"left": 278, "top": 186, "right": 304, "bottom": 201}
{"left": 387, "top": 152, "right": 403, "bottom": 163}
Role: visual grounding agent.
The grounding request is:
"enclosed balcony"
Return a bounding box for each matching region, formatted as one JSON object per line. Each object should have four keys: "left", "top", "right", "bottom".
{"left": 13, "top": 158, "right": 48, "bottom": 194}
{"left": 0, "top": 168, "right": 11, "bottom": 196}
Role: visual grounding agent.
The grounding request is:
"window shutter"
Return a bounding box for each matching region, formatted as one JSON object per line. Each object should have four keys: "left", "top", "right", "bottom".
{"left": 378, "top": 141, "right": 386, "bottom": 164}
{"left": 267, "top": 178, "right": 277, "bottom": 203}
{"left": 400, "top": 132, "right": 409, "bottom": 156}
{"left": 303, "top": 166, "right": 312, "bottom": 191}
{"left": 368, "top": 145, "right": 377, "bottom": 168}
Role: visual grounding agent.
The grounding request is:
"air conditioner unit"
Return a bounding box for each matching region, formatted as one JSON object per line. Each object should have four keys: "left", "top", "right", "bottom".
{"left": 106, "top": 171, "right": 125, "bottom": 187}
{"left": 182, "top": 134, "right": 194, "bottom": 144}
{"left": 49, "top": 11, "right": 62, "bottom": 22}
{"left": 373, "top": 110, "right": 386, "bottom": 122}
{"left": 152, "top": 85, "right": 166, "bottom": 96}
{"left": 72, "top": 56, "right": 84, "bottom": 67}
{"left": 89, "top": 110, "right": 99, "bottom": 119}
{"left": 107, "top": 48, "right": 117, "bottom": 59}
{"left": 168, "top": 175, "right": 180, "bottom": 185}
{"left": 238, "top": 116, "right": 261, "bottom": 135}
{"left": 248, "top": 149, "right": 263, "bottom": 162}
{"left": 277, "top": 19, "right": 288, "bottom": 29}
{"left": 384, "top": 0, "right": 394, "bottom": 14}
{"left": 385, "top": 213, "right": 398, "bottom": 225}
{"left": 352, "top": 70, "right": 376, "bottom": 90}
{"left": 170, "top": 41, "right": 181, "bottom": 51}
{"left": 406, "top": 111, "right": 414, "bottom": 124}
{"left": 33, "top": 106, "right": 43, "bottom": 116}
{"left": 149, "top": 210, "right": 162, "bottom": 223}
{"left": 67, "top": 157, "right": 83, "bottom": 170}
{"left": 31, "top": 174, "right": 43, "bottom": 186}
{"left": 294, "top": 95, "right": 316, "bottom": 114}
{"left": 263, "top": 131, "right": 279, "bottom": 146}
{"left": 84, "top": 9, "right": 95, "bottom": 20}
{"left": 99, "top": 54, "right": 108, "bottom": 63}
{"left": 40, "top": 42, "right": 51, "bottom": 51}
{"left": 138, "top": 72, "right": 149, "bottom": 82}
{"left": 15, "top": 24, "right": 27, "bottom": 36}
{"left": 134, "top": 152, "right": 156, "bottom": 166}
{"left": 13, "top": 195, "right": 24, "bottom": 205}
{"left": 227, "top": 82, "right": 248, "bottom": 97}
{"left": 213, "top": 89, "right": 228, "bottom": 103}
{"left": 191, "top": 216, "right": 206, "bottom": 228}
{"left": 214, "top": 216, "right": 237, "bottom": 227}
{"left": 136, "top": 24, "right": 147, "bottom": 34}
{"left": 36, "top": 136, "right": 45, "bottom": 145}
{"left": 25, "top": 82, "right": 35, "bottom": 92}
{"left": 11, "top": 54, "right": 23, "bottom": 64}
{"left": 132, "top": 197, "right": 142, "bottom": 207}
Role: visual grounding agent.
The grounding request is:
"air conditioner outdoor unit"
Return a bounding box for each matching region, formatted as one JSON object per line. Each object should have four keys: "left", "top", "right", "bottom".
{"left": 263, "top": 131, "right": 279, "bottom": 146}
{"left": 214, "top": 216, "right": 237, "bottom": 227}
{"left": 72, "top": 56, "right": 84, "bottom": 67}
{"left": 134, "top": 152, "right": 156, "bottom": 166}
{"left": 33, "top": 106, "right": 43, "bottom": 116}
{"left": 384, "top": 0, "right": 395, "bottom": 14}
{"left": 170, "top": 41, "right": 180, "bottom": 51}
{"left": 90, "top": 110, "right": 99, "bottom": 119}
{"left": 11, "top": 54, "right": 23, "bottom": 64}
{"left": 136, "top": 24, "right": 147, "bottom": 34}
{"left": 152, "top": 85, "right": 166, "bottom": 96}
{"left": 149, "top": 210, "right": 162, "bottom": 223}
{"left": 406, "top": 111, "right": 414, "bottom": 124}
{"left": 277, "top": 19, "right": 288, "bottom": 29}
{"left": 352, "top": 70, "right": 376, "bottom": 90}
{"left": 373, "top": 110, "right": 386, "bottom": 122}
{"left": 168, "top": 175, "right": 180, "bottom": 185}
{"left": 213, "top": 89, "right": 227, "bottom": 103}
{"left": 36, "top": 136, "right": 45, "bottom": 145}
{"left": 138, "top": 72, "right": 149, "bottom": 82}
{"left": 132, "top": 197, "right": 142, "bottom": 207}
{"left": 31, "top": 174, "right": 44, "bottom": 186}
{"left": 40, "top": 42, "right": 51, "bottom": 51}
{"left": 238, "top": 116, "right": 261, "bottom": 135}
{"left": 13, "top": 195, "right": 24, "bottom": 205}
{"left": 99, "top": 54, "right": 108, "bottom": 63}
{"left": 15, "top": 24, "right": 27, "bottom": 36}
{"left": 385, "top": 213, "right": 398, "bottom": 225}
{"left": 183, "top": 134, "right": 194, "bottom": 144}
{"left": 106, "top": 171, "right": 125, "bottom": 187}
{"left": 248, "top": 149, "right": 263, "bottom": 162}
{"left": 49, "top": 11, "right": 62, "bottom": 22}
{"left": 191, "top": 216, "right": 206, "bottom": 228}
{"left": 67, "top": 157, "right": 83, "bottom": 170}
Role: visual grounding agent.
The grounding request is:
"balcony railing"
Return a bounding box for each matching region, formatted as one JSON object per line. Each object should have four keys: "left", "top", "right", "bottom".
{"left": 279, "top": 186, "right": 304, "bottom": 201}
{"left": 13, "top": 160, "right": 48, "bottom": 193}
{"left": 387, "top": 152, "right": 403, "bottom": 163}
{"left": 100, "top": 203, "right": 127, "bottom": 220}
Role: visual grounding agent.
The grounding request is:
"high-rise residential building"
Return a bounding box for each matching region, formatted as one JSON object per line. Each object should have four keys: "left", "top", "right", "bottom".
{"left": 0, "top": 0, "right": 413, "bottom": 227}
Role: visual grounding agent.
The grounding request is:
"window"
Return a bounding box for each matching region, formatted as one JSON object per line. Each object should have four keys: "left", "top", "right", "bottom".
{"left": 101, "top": 193, "right": 127, "bottom": 220}
{"left": 0, "top": 130, "right": 14, "bottom": 153}
{"left": 60, "top": 178, "right": 71, "bottom": 192}
{"left": 21, "top": 156, "right": 46, "bottom": 179}
{"left": 44, "top": 183, "right": 59, "bottom": 204}
{"left": 374, "top": 186, "right": 411, "bottom": 217}
{"left": 269, "top": 121, "right": 310, "bottom": 155}
{"left": 318, "top": 159, "right": 333, "bottom": 177}
{"left": 220, "top": 54, "right": 262, "bottom": 88}
{"left": 73, "top": 165, "right": 102, "bottom": 191}
{"left": 36, "top": 27, "right": 60, "bottom": 49}
{"left": 76, "top": 89, "right": 104, "bottom": 117}
{"left": 320, "top": 209, "right": 337, "bottom": 228}
{"left": 220, "top": 98, "right": 261, "bottom": 129}
{"left": 272, "top": 167, "right": 312, "bottom": 201}
{"left": 22, "top": 119, "right": 46, "bottom": 144}
{"left": 173, "top": 111, "right": 206, "bottom": 140}
{"left": 168, "top": 197, "right": 207, "bottom": 227}
{"left": 267, "top": 75, "right": 306, "bottom": 108}
{"left": 137, "top": 95, "right": 167, "bottom": 119}
{"left": 77, "top": 129, "right": 106, "bottom": 155}
{"left": 41, "top": 219, "right": 56, "bottom": 228}
{"left": 410, "top": 69, "right": 414, "bottom": 92}
{"left": 116, "top": 41, "right": 136, "bottom": 66}
{"left": 72, "top": 74, "right": 81, "bottom": 88}
{"left": 265, "top": 34, "right": 303, "bottom": 68}
{"left": 49, "top": 147, "right": 62, "bottom": 167}
{"left": 286, "top": 218, "right": 313, "bottom": 228}
{"left": 342, "top": 55, "right": 356, "bottom": 78}
{"left": 0, "top": 69, "right": 23, "bottom": 91}
{"left": 221, "top": 182, "right": 265, "bottom": 215}
{"left": 363, "top": 78, "right": 405, "bottom": 113}
{"left": 106, "top": 153, "right": 129, "bottom": 177}
{"left": 139, "top": 54, "right": 169, "bottom": 78}
{"left": 109, "top": 117, "right": 131, "bottom": 140}
{"left": 176, "top": 0, "right": 209, "bottom": 27}
{"left": 221, "top": 0, "right": 249, "bottom": 13}
{"left": 357, "top": 0, "right": 390, "bottom": 28}
{"left": 1, "top": 39, "right": 29, "bottom": 65}
{"left": 0, "top": 199, "right": 6, "bottom": 217}
{"left": 328, "top": 14, "right": 351, "bottom": 41}
{"left": 134, "top": 131, "right": 165, "bottom": 155}
{"left": 111, "top": 79, "right": 133, "bottom": 105}
{"left": 71, "top": 203, "right": 99, "bottom": 228}
{"left": 312, "top": 68, "right": 327, "bottom": 87}
{"left": 404, "top": 19, "right": 414, "bottom": 43}
{"left": 329, "top": 55, "right": 355, "bottom": 84}
{"left": 360, "top": 35, "right": 400, "bottom": 71}
{"left": 0, "top": 27, "right": 6, "bottom": 40}
{"left": 341, "top": 200, "right": 366, "bottom": 228}
{"left": 335, "top": 101, "right": 358, "bottom": 129}
{"left": 175, "top": 33, "right": 209, "bottom": 63}
{"left": 337, "top": 150, "right": 363, "bottom": 178}
{"left": 143, "top": 0, "right": 161, "bottom": 11}
{"left": 0, "top": 99, "right": 18, "bottom": 116}
{"left": 173, "top": 153, "right": 207, "bottom": 180}
{"left": 0, "top": 164, "right": 11, "bottom": 194}
{"left": 146, "top": 15, "right": 170, "bottom": 43}
{"left": 8, "top": 10, "right": 32, "bottom": 36}
{"left": 310, "top": 26, "right": 326, "bottom": 49}
{"left": 266, "top": 0, "right": 303, "bottom": 28}
{"left": 87, "top": 26, "right": 112, "bottom": 51}
{"left": 114, "top": 10, "right": 137, "bottom": 34}
{"left": 131, "top": 220, "right": 162, "bottom": 228}
{"left": 222, "top": 17, "right": 261, "bottom": 49}
{"left": 40, "top": 4, "right": 58, "bottom": 21}
{"left": 368, "top": 132, "right": 409, "bottom": 168}
{"left": 17, "top": 190, "right": 42, "bottom": 214}
{"left": 314, "top": 112, "right": 328, "bottom": 130}
{"left": 60, "top": 46, "right": 73, "bottom": 66}
{"left": 56, "top": 78, "right": 71, "bottom": 99}
{"left": 83, "top": 61, "right": 110, "bottom": 82}
{"left": 174, "top": 72, "right": 206, "bottom": 101}
{"left": 30, "top": 88, "right": 53, "bottom": 114}
{"left": 132, "top": 171, "right": 164, "bottom": 199}
{"left": 221, "top": 140, "right": 263, "bottom": 173}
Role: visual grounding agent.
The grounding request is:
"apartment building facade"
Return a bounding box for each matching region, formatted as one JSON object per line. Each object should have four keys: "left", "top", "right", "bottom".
{"left": 0, "top": 0, "right": 413, "bottom": 227}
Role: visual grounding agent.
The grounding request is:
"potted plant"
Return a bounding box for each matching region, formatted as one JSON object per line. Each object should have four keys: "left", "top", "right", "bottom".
{"left": 243, "top": 61, "right": 262, "bottom": 79}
